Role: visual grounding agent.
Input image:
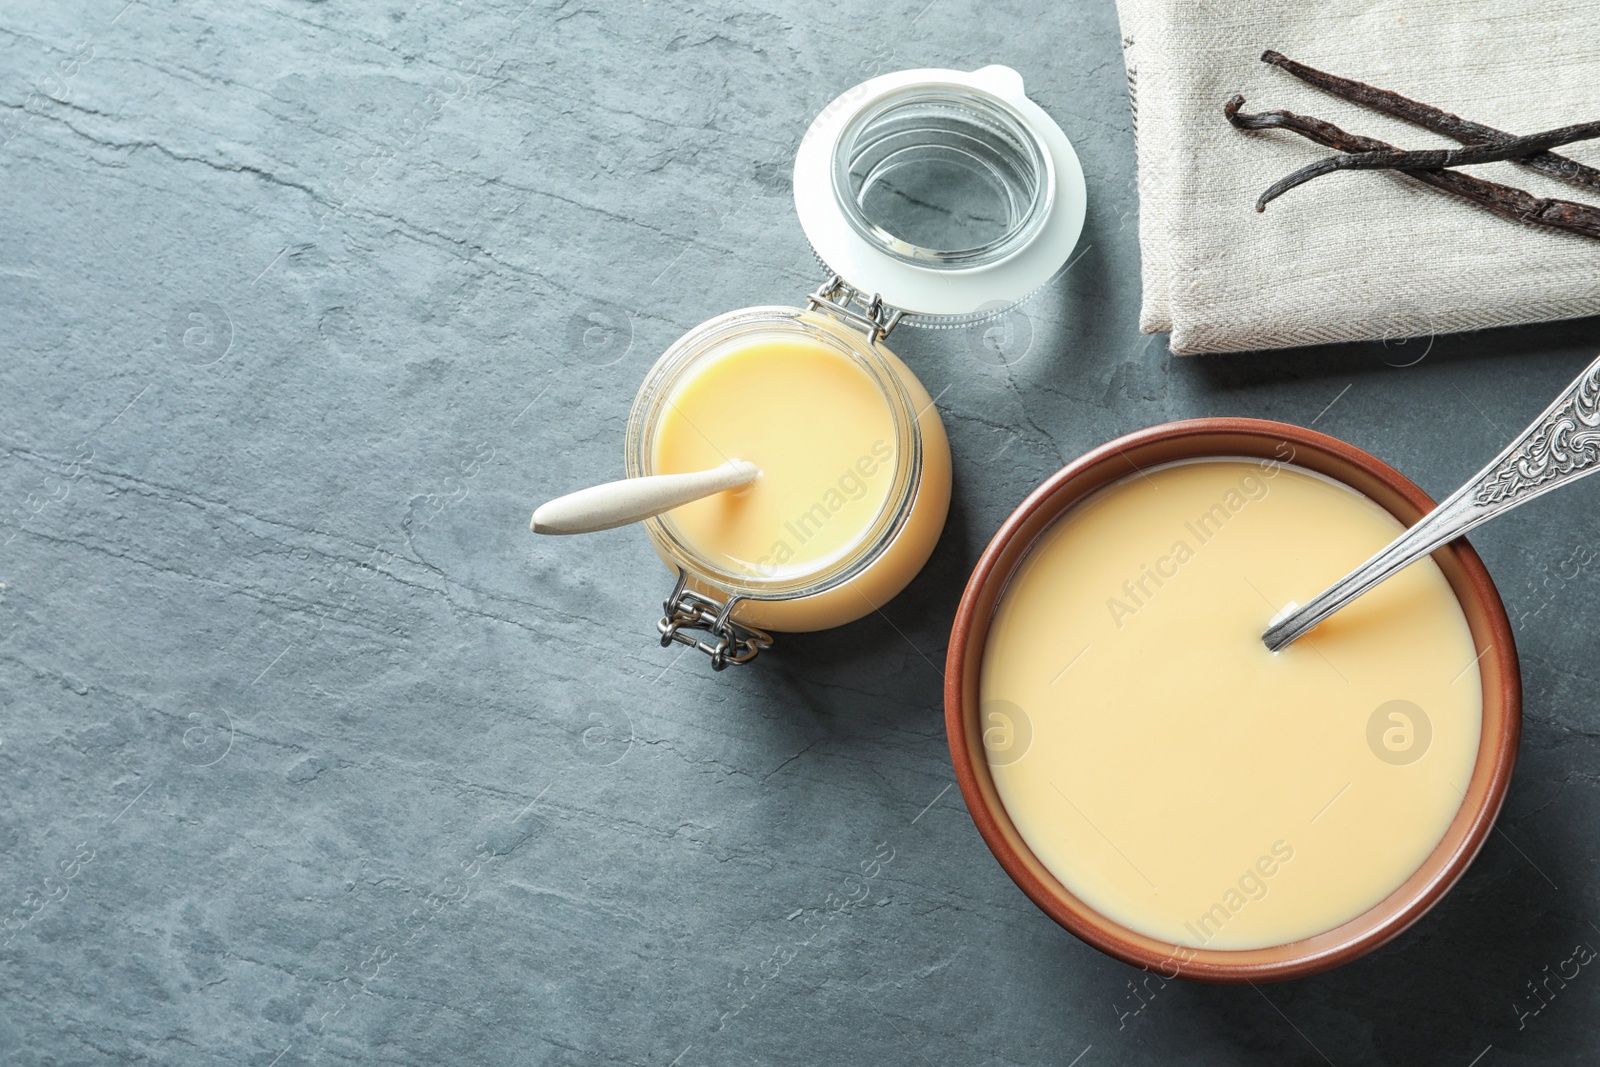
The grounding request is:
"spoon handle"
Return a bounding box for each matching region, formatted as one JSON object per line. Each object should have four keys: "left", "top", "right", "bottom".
{"left": 1264, "top": 351, "right": 1600, "bottom": 651}
{"left": 531, "top": 460, "right": 759, "bottom": 536}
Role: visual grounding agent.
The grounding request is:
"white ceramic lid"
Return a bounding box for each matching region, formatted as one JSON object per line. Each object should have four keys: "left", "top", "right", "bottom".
{"left": 793, "top": 65, "right": 1087, "bottom": 324}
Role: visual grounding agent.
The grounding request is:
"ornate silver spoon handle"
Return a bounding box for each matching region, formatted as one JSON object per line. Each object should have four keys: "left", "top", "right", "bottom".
{"left": 1263, "top": 351, "right": 1600, "bottom": 652}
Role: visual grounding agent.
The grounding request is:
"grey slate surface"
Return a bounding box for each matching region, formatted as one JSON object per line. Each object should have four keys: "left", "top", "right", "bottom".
{"left": 4, "top": 1, "right": 1600, "bottom": 1064}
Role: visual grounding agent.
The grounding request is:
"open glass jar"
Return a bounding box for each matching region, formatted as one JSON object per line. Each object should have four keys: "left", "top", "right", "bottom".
{"left": 626, "top": 65, "right": 1086, "bottom": 669}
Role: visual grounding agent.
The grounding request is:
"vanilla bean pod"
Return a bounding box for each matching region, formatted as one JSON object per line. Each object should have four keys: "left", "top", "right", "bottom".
{"left": 1224, "top": 96, "right": 1600, "bottom": 241}
{"left": 1256, "top": 118, "right": 1600, "bottom": 210}
{"left": 1261, "top": 50, "right": 1600, "bottom": 192}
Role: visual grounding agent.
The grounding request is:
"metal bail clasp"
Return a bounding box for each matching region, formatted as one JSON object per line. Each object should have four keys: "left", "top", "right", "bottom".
{"left": 657, "top": 568, "right": 775, "bottom": 670}
{"left": 805, "top": 274, "right": 904, "bottom": 343}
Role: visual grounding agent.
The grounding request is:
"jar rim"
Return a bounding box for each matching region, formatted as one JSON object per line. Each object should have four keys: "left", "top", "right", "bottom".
{"left": 625, "top": 306, "right": 926, "bottom": 603}
{"left": 830, "top": 83, "right": 1054, "bottom": 270}
{"left": 793, "top": 66, "right": 1087, "bottom": 322}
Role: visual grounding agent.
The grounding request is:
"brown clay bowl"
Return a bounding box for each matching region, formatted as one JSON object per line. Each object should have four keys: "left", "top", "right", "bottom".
{"left": 944, "top": 418, "right": 1521, "bottom": 982}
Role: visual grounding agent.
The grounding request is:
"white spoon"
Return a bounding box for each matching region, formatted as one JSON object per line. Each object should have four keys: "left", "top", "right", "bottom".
{"left": 530, "top": 459, "right": 760, "bottom": 535}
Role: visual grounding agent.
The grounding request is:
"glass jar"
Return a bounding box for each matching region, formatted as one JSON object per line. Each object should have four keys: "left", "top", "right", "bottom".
{"left": 622, "top": 65, "right": 1087, "bottom": 669}
{"left": 628, "top": 305, "right": 951, "bottom": 663}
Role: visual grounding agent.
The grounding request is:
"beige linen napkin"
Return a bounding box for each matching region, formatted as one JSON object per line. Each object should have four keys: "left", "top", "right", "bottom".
{"left": 1116, "top": 0, "right": 1600, "bottom": 355}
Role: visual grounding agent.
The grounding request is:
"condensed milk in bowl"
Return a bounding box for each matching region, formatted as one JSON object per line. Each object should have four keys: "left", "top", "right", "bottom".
{"left": 601, "top": 65, "right": 1087, "bottom": 669}
{"left": 946, "top": 419, "right": 1520, "bottom": 981}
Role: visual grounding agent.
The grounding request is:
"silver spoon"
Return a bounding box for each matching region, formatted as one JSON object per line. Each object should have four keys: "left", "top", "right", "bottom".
{"left": 1263, "top": 352, "right": 1600, "bottom": 651}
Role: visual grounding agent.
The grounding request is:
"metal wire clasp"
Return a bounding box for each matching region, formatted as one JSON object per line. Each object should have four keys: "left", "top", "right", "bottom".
{"left": 806, "top": 275, "right": 904, "bottom": 342}
{"left": 657, "top": 568, "right": 774, "bottom": 670}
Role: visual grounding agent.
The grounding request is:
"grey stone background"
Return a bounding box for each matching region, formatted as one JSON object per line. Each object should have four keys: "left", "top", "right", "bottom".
{"left": 3, "top": 1, "right": 1598, "bottom": 1064}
